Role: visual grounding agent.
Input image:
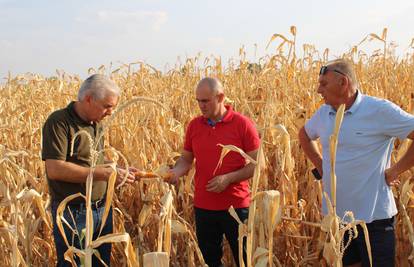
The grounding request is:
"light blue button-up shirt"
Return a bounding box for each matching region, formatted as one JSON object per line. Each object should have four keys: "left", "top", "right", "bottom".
{"left": 305, "top": 91, "right": 414, "bottom": 223}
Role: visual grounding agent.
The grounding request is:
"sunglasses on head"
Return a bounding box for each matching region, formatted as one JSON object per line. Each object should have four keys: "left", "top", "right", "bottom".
{"left": 319, "top": 66, "right": 347, "bottom": 77}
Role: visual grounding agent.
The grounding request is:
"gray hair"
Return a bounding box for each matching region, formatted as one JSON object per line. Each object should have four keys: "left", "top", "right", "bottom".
{"left": 326, "top": 59, "right": 358, "bottom": 89}
{"left": 196, "top": 77, "right": 224, "bottom": 94}
{"left": 77, "top": 74, "right": 120, "bottom": 101}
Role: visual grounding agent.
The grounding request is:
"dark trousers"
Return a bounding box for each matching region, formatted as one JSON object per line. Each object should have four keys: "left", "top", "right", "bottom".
{"left": 51, "top": 201, "right": 113, "bottom": 267}
{"left": 195, "top": 207, "right": 249, "bottom": 267}
{"left": 343, "top": 217, "right": 395, "bottom": 267}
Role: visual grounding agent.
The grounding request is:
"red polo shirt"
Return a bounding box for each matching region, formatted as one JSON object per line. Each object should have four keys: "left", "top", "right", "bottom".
{"left": 184, "top": 105, "right": 260, "bottom": 210}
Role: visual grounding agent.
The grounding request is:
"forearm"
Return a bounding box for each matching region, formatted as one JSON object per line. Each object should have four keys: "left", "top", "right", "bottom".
{"left": 389, "top": 141, "right": 414, "bottom": 177}
{"left": 303, "top": 142, "right": 323, "bottom": 172}
{"left": 207, "top": 149, "right": 258, "bottom": 192}
{"left": 171, "top": 156, "right": 192, "bottom": 178}
{"left": 299, "top": 128, "right": 323, "bottom": 172}
{"left": 45, "top": 159, "right": 110, "bottom": 183}
{"left": 225, "top": 163, "right": 256, "bottom": 184}
{"left": 226, "top": 149, "right": 258, "bottom": 184}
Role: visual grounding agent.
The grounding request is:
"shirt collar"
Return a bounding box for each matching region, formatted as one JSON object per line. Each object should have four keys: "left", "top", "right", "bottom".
{"left": 203, "top": 105, "right": 235, "bottom": 126}
{"left": 329, "top": 90, "right": 363, "bottom": 115}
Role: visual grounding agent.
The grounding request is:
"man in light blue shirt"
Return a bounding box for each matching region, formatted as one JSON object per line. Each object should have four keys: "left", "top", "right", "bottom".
{"left": 299, "top": 59, "right": 414, "bottom": 267}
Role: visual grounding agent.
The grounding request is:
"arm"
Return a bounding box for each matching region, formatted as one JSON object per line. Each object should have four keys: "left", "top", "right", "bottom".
{"left": 206, "top": 149, "right": 258, "bottom": 193}
{"left": 45, "top": 159, "right": 113, "bottom": 182}
{"left": 105, "top": 159, "right": 136, "bottom": 185}
{"left": 298, "top": 127, "right": 323, "bottom": 176}
{"left": 169, "top": 149, "right": 194, "bottom": 184}
{"left": 46, "top": 159, "right": 136, "bottom": 185}
{"left": 43, "top": 116, "right": 135, "bottom": 185}
{"left": 385, "top": 131, "right": 414, "bottom": 185}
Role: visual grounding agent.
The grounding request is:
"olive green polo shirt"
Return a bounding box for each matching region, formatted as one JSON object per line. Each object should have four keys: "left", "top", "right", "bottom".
{"left": 42, "top": 101, "right": 107, "bottom": 203}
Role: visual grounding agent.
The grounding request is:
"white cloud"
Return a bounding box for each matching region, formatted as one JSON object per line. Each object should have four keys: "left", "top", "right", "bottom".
{"left": 96, "top": 10, "right": 167, "bottom": 31}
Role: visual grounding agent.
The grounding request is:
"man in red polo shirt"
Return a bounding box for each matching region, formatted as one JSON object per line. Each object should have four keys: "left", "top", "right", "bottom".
{"left": 170, "top": 77, "right": 260, "bottom": 267}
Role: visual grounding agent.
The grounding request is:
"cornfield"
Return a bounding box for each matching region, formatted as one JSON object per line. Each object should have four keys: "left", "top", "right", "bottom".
{"left": 1, "top": 27, "right": 414, "bottom": 266}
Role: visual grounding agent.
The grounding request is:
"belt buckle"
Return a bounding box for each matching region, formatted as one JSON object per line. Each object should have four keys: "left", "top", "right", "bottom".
{"left": 95, "top": 198, "right": 104, "bottom": 208}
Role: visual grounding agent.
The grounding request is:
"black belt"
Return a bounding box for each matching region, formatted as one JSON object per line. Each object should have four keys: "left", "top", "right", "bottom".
{"left": 53, "top": 198, "right": 106, "bottom": 209}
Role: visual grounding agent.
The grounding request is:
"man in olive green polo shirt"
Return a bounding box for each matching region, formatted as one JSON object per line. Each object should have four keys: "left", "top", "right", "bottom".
{"left": 42, "top": 74, "right": 136, "bottom": 267}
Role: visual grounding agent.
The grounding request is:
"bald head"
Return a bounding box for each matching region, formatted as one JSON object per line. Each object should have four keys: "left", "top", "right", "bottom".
{"left": 195, "top": 77, "right": 226, "bottom": 120}
{"left": 196, "top": 77, "right": 224, "bottom": 94}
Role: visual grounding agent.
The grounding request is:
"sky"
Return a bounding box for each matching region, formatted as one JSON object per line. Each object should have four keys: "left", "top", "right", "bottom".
{"left": 1, "top": 0, "right": 414, "bottom": 80}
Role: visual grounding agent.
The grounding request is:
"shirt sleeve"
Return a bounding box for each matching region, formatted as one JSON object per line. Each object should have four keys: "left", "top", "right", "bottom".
{"left": 242, "top": 117, "right": 260, "bottom": 152}
{"left": 42, "top": 117, "right": 68, "bottom": 161}
{"left": 183, "top": 120, "right": 194, "bottom": 152}
{"left": 304, "top": 107, "right": 323, "bottom": 140}
{"left": 379, "top": 100, "right": 414, "bottom": 140}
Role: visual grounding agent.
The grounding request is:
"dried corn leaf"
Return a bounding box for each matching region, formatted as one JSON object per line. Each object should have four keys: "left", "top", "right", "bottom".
{"left": 99, "top": 165, "right": 117, "bottom": 236}
{"left": 171, "top": 220, "right": 187, "bottom": 233}
{"left": 213, "top": 144, "right": 257, "bottom": 175}
{"left": 139, "top": 204, "right": 153, "bottom": 227}
{"left": 143, "top": 252, "right": 169, "bottom": 267}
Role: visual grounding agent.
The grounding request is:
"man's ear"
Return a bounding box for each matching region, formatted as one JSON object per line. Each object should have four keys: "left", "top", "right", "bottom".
{"left": 84, "top": 94, "right": 92, "bottom": 104}
{"left": 339, "top": 76, "right": 348, "bottom": 87}
{"left": 217, "top": 93, "right": 225, "bottom": 103}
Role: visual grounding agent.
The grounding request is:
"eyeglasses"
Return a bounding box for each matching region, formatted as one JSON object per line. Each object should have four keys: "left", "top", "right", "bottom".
{"left": 319, "top": 65, "right": 347, "bottom": 77}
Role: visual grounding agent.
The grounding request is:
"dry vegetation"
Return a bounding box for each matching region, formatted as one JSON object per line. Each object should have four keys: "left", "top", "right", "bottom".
{"left": 1, "top": 28, "right": 414, "bottom": 266}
